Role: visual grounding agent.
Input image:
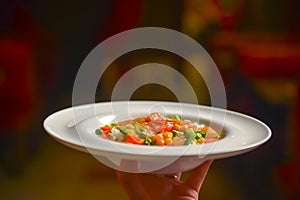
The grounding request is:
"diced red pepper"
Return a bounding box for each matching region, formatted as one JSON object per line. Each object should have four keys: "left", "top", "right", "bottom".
{"left": 126, "top": 135, "right": 142, "bottom": 144}
{"left": 100, "top": 126, "right": 111, "bottom": 136}
{"left": 159, "top": 121, "right": 176, "bottom": 133}
{"left": 134, "top": 117, "right": 145, "bottom": 123}
{"left": 144, "top": 116, "right": 151, "bottom": 122}
{"left": 199, "top": 126, "right": 209, "bottom": 132}
{"left": 100, "top": 126, "right": 111, "bottom": 131}
{"left": 167, "top": 119, "right": 180, "bottom": 124}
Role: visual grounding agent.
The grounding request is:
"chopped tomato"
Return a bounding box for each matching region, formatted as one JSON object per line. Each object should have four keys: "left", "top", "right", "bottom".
{"left": 101, "top": 133, "right": 108, "bottom": 139}
{"left": 205, "top": 127, "right": 219, "bottom": 138}
{"left": 204, "top": 138, "right": 219, "bottom": 143}
{"left": 149, "top": 120, "right": 165, "bottom": 134}
{"left": 148, "top": 112, "right": 165, "bottom": 121}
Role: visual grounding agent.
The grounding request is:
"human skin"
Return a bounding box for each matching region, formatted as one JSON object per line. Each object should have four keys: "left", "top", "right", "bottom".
{"left": 117, "top": 160, "right": 213, "bottom": 200}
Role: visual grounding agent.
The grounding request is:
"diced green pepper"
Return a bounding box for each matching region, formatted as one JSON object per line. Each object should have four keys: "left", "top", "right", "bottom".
{"left": 170, "top": 115, "right": 181, "bottom": 121}
{"left": 110, "top": 123, "right": 117, "bottom": 126}
{"left": 195, "top": 132, "right": 202, "bottom": 139}
{"left": 172, "top": 130, "right": 179, "bottom": 137}
{"left": 150, "top": 137, "right": 156, "bottom": 145}
{"left": 120, "top": 128, "right": 128, "bottom": 135}
{"left": 144, "top": 137, "right": 152, "bottom": 145}
{"left": 215, "top": 134, "right": 221, "bottom": 139}
{"left": 196, "top": 131, "right": 207, "bottom": 138}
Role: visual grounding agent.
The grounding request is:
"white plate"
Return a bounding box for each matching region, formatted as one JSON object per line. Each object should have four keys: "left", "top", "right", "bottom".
{"left": 43, "top": 101, "right": 271, "bottom": 173}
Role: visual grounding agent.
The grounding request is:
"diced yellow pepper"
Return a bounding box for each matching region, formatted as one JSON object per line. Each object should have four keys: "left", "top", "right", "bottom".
{"left": 165, "top": 132, "right": 173, "bottom": 138}
{"left": 174, "top": 124, "right": 181, "bottom": 130}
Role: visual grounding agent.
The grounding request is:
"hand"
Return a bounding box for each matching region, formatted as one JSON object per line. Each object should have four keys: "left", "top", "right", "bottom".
{"left": 116, "top": 160, "right": 213, "bottom": 200}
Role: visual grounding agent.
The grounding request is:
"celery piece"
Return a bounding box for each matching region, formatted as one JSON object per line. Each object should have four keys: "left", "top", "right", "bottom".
{"left": 184, "top": 129, "right": 196, "bottom": 145}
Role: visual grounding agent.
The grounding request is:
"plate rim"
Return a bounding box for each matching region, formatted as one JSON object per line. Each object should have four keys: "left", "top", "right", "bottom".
{"left": 43, "top": 100, "right": 272, "bottom": 159}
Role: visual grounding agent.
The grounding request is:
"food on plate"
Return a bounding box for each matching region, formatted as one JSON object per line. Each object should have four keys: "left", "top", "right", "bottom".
{"left": 95, "top": 112, "right": 221, "bottom": 146}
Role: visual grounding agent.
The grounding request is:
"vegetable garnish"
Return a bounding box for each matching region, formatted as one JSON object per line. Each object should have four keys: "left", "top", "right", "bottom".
{"left": 94, "top": 112, "right": 222, "bottom": 146}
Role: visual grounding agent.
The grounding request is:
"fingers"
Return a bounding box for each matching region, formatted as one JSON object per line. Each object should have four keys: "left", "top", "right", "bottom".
{"left": 184, "top": 160, "right": 213, "bottom": 193}
{"left": 165, "top": 172, "right": 182, "bottom": 181}
{"left": 116, "top": 160, "right": 213, "bottom": 200}
{"left": 119, "top": 159, "right": 139, "bottom": 173}
{"left": 116, "top": 171, "right": 146, "bottom": 200}
{"left": 117, "top": 159, "right": 147, "bottom": 200}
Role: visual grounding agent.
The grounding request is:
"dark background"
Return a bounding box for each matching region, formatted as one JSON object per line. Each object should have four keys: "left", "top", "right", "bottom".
{"left": 0, "top": 0, "right": 299, "bottom": 199}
